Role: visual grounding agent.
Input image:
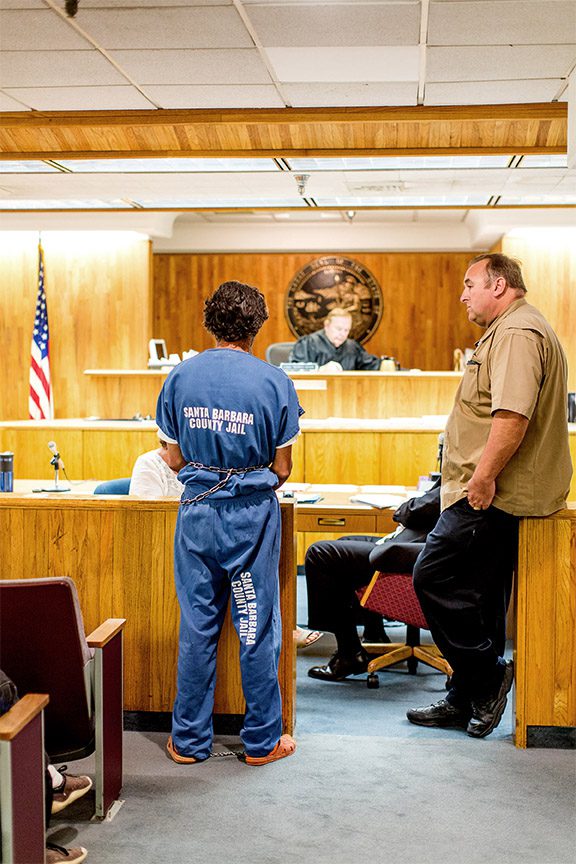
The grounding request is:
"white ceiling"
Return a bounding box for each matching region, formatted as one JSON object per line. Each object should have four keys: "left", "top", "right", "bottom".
{"left": 1, "top": 0, "right": 574, "bottom": 111}
{"left": 0, "top": 0, "right": 574, "bottom": 244}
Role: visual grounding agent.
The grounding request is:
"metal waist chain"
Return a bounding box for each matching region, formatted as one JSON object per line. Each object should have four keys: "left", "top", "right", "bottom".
{"left": 180, "top": 461, "right": 267, "bottom": 505}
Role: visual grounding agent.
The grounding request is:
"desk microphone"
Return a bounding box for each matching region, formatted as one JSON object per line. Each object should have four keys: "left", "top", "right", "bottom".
{"left": 437, "top": 433, "right": 444, "bottom": 471}
{"left": 47, "top": 440, "right": 65, "bottom": 470}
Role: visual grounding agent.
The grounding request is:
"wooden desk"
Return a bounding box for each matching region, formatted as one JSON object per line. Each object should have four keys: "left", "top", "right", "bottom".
{"left": 0, "top": 491, "right": 297, "bottom": 735}
{"left": 293, "top": 485, "right": 405, "bottom": 562}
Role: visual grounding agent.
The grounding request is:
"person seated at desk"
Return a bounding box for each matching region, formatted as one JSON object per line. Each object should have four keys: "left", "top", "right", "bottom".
{"left": 306, "top": 484, "right": 441, "bottom": 682}
{"left": 289, "top": 307, "right": 382, "bottom": 371}
{"left": 129, "top": 438, "right": 184, "bottom": 498}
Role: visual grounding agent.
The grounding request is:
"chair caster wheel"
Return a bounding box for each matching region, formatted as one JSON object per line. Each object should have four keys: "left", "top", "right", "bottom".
{"left": 367, "top": 673, "right": 379, "bottom": 689}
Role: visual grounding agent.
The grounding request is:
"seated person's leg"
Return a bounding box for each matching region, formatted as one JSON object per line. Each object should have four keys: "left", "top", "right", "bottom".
{"left": 305, "top": 537, "right": 384, "bottom": 682}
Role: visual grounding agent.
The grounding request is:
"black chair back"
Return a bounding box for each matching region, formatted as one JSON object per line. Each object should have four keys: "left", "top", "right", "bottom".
{"left": 265, "top": 342, "right": 295, "bottom": 366}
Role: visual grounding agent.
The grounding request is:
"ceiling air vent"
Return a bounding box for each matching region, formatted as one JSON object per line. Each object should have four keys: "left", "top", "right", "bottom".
{"left": 347, "top": 182, "right": 407, "bottom": 193}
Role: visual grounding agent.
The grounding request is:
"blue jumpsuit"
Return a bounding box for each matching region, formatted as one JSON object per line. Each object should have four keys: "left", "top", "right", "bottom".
{"left": 156, "top": 349, "right": 302, "bottom": 760}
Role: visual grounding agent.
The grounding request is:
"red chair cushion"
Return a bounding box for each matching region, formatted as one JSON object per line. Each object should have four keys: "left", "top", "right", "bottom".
{"left": 360, "top": 572, "right": 429, "bottom": 630}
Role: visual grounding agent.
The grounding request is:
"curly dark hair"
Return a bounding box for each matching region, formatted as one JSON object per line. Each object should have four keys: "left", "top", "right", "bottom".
{"left": 203, "top": 281, "right": 269, "bottom": 343}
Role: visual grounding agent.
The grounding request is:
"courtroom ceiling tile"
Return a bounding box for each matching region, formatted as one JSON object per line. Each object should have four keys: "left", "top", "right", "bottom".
{"left": 428, "top": 0, "right": 576, "bottom": 45}
{"left": 0, "top": 91, "right": 30, "bottom": 110}
{"left": 283, "top": 82, "right": 417, "bottom": 107}
{"left": 77, "top": 6, "right": 252, "bottom": 49}
{"left": 3, "top": 85, "right": 157, "bottom": 111}
{"left": 107, "top": 48, "right": 272, "bottom": 85}
{"left": 244, "top": 2, "right": 420, "bottom": 46}
{"left": 144, "top": 84, "right": 285, "bottom": 109}
{"left": 0, "top": 50, "right": 127, "bottom": 88}
{"left": 425, "top": 78, "right": 564, "bottom": 105}
{"left": 0, "top": 9, "right": 90, "bottom": 49}
{"left": 79, "top": 0, "right": 228, "bottom": 5}
{"left": 266, "top": 46, "right": 419, "bottom": 82}
{"left": 427, "top": 45, "right": 576, "bottom": 82}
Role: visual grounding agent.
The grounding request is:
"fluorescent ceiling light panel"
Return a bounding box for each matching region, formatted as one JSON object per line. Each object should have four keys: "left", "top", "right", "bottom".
{"left": 131, "top": 198, "right": 308, "bottom": 208}
{"left": 315, "top": 196, "right": 490, "bottom": 207}
{"left": 0, "top": 161, "right": 60, "bottom": 173}
{"left": 519, "top": 155, "right": 569, "bottom": 168}
{"left": 266, "top": 47, "right": 419, "bottom": 82}
{"left": 496, "top": 195, "right": 576, "bottom": 205}
{"left": 0, "top": 199, "right": 132, "bottom": 210}
{"left": 287, "top": 156, "right": 512, "bottom": 171}
{"left": 55, "top": 158, "right": 279, "bottom": 173}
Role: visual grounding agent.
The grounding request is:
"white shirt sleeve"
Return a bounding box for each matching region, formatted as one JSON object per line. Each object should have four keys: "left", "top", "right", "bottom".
{"left": 130, "top": 452, "right": 167, "bottom": 497}
{"left": 130, "top": 450, "right": 185, "bottom": 498}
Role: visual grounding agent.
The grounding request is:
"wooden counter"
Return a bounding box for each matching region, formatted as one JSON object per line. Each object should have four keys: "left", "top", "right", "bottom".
{"left": 82, "top": 368, "right": 463, "bottom": 421}
{"left": 2, "top": 418, "right": 575, "bottom": 499}
{"left": 515, "top": 504, "right": 576, "bottom": 748}
{"left": 290, "top": 370, "right": 462, "bottom": 420}
{"left": 0, "top": 492, "right": 297, "bottom": 735}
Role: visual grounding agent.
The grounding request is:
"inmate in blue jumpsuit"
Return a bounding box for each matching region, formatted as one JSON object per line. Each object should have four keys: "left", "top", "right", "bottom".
{"left": 156, "top": 349, "right": 303, "bottom": 760}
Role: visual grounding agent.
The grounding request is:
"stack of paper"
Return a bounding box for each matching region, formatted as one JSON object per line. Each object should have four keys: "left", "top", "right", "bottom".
{"left": 349, "top": 493, "right": 408, "bottom": 509}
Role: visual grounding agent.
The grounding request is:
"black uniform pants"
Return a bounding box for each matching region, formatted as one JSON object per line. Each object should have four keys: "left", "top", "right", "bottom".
{"left": 305, "top": 536, "right": 383, "bottom": 638}
{"left": 413, "top": 498, "right": 518, "bottom": 701}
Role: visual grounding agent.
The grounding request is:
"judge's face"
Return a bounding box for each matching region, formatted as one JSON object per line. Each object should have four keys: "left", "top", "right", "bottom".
{"left": 324, "top": 315, "right": 352, "bottom": 347}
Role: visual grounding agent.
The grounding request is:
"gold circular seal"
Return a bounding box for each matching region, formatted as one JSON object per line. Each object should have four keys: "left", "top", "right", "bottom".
{"left": 285, "top": 256, "right": 383, "bottom": 344}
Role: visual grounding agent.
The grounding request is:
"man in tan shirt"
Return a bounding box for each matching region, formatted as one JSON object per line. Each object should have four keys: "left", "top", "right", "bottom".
{"left": 407, "top": 253, "right": 572, "bottom": 738}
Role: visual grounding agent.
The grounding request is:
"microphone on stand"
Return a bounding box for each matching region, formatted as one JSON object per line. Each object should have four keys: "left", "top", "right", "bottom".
{"left": 32, "top": 442, "right": 71, "bottom": 493}
{"left": 437, "top": 433, "right": 444, "bottom": 472}
{"left": 47, "top": 440, "right": 65, "bottom": 471}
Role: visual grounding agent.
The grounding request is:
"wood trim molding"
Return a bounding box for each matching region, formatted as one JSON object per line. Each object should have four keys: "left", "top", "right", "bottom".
{"left": 0, "top": 103, "right": 567, "bottom": 159}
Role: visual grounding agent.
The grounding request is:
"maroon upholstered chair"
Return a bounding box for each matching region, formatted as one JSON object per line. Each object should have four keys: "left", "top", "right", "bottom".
{"left": 357, "top": 542, "right": 452, "bottom": 688}
{"left": 0, "top": 693, "right": 48, "bottom": 864}
{"left": 0, "top": 577, "right": 125, "bottom": 818}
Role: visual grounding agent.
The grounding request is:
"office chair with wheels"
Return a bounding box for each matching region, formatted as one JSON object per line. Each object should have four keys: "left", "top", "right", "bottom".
{"left": 0, "top": 577, "right": 126, "bottom": 818}
{"left": 358, "top": 541, "right": 452, "bottom": 688}
{"left": 265, "top": 342, "right": 295, "bottom": 366}
{"left": 93, "top": 478, "right": 131, "bottom": 494}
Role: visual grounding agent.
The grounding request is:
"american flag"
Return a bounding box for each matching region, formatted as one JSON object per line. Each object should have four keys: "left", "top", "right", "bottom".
{"left": 29, "top": 243, "right": 54, "bottom": 420}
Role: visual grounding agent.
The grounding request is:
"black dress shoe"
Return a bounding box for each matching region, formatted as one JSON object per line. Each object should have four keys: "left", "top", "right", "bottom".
{"left": 406, "top": 698, "right": 471, "bottom": 728}
{"left": 467, "top": 660, "right": 514, "bottom": 738}
{"left": 308, "top": 651, "right": 369, "bottom": 682}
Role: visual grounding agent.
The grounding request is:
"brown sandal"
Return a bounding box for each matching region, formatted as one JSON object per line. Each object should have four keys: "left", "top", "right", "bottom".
{"left": 245, "top": 734, "right": 296, "bottom": 766}
{"left": 166, "top": 736, "right": 199, "bottom": 764}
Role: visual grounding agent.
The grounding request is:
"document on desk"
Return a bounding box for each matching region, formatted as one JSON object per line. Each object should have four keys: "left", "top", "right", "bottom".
{"left": 349, "top": 493, "right": 408, "bottom": 509}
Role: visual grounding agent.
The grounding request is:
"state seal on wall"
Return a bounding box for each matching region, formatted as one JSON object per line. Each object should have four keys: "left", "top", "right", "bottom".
{"left": 285, "top": 256, "right": 383, "bottom": 344}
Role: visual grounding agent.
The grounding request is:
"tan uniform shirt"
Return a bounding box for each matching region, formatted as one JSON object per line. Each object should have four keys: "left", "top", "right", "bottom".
{"left": 442, "top": 298, "right": 572, "bottom": 516}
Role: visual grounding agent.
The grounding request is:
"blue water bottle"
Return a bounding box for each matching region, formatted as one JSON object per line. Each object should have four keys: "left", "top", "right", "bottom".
{"left": 0, "top": 451, "right": 14, "bottom": 492}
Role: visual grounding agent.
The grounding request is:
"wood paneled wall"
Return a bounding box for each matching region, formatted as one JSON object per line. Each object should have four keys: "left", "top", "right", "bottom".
{"left": 153, "top": 251, "right": 480, "bottom": 371}
{"left": 3, "top": 239, "right": 573, "bottom": 421}
{"left": 501, "top": 235, "right": 576, "bottom": 390}
{"left": 0, "top": 234, "right": 152, "bottom": 420}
